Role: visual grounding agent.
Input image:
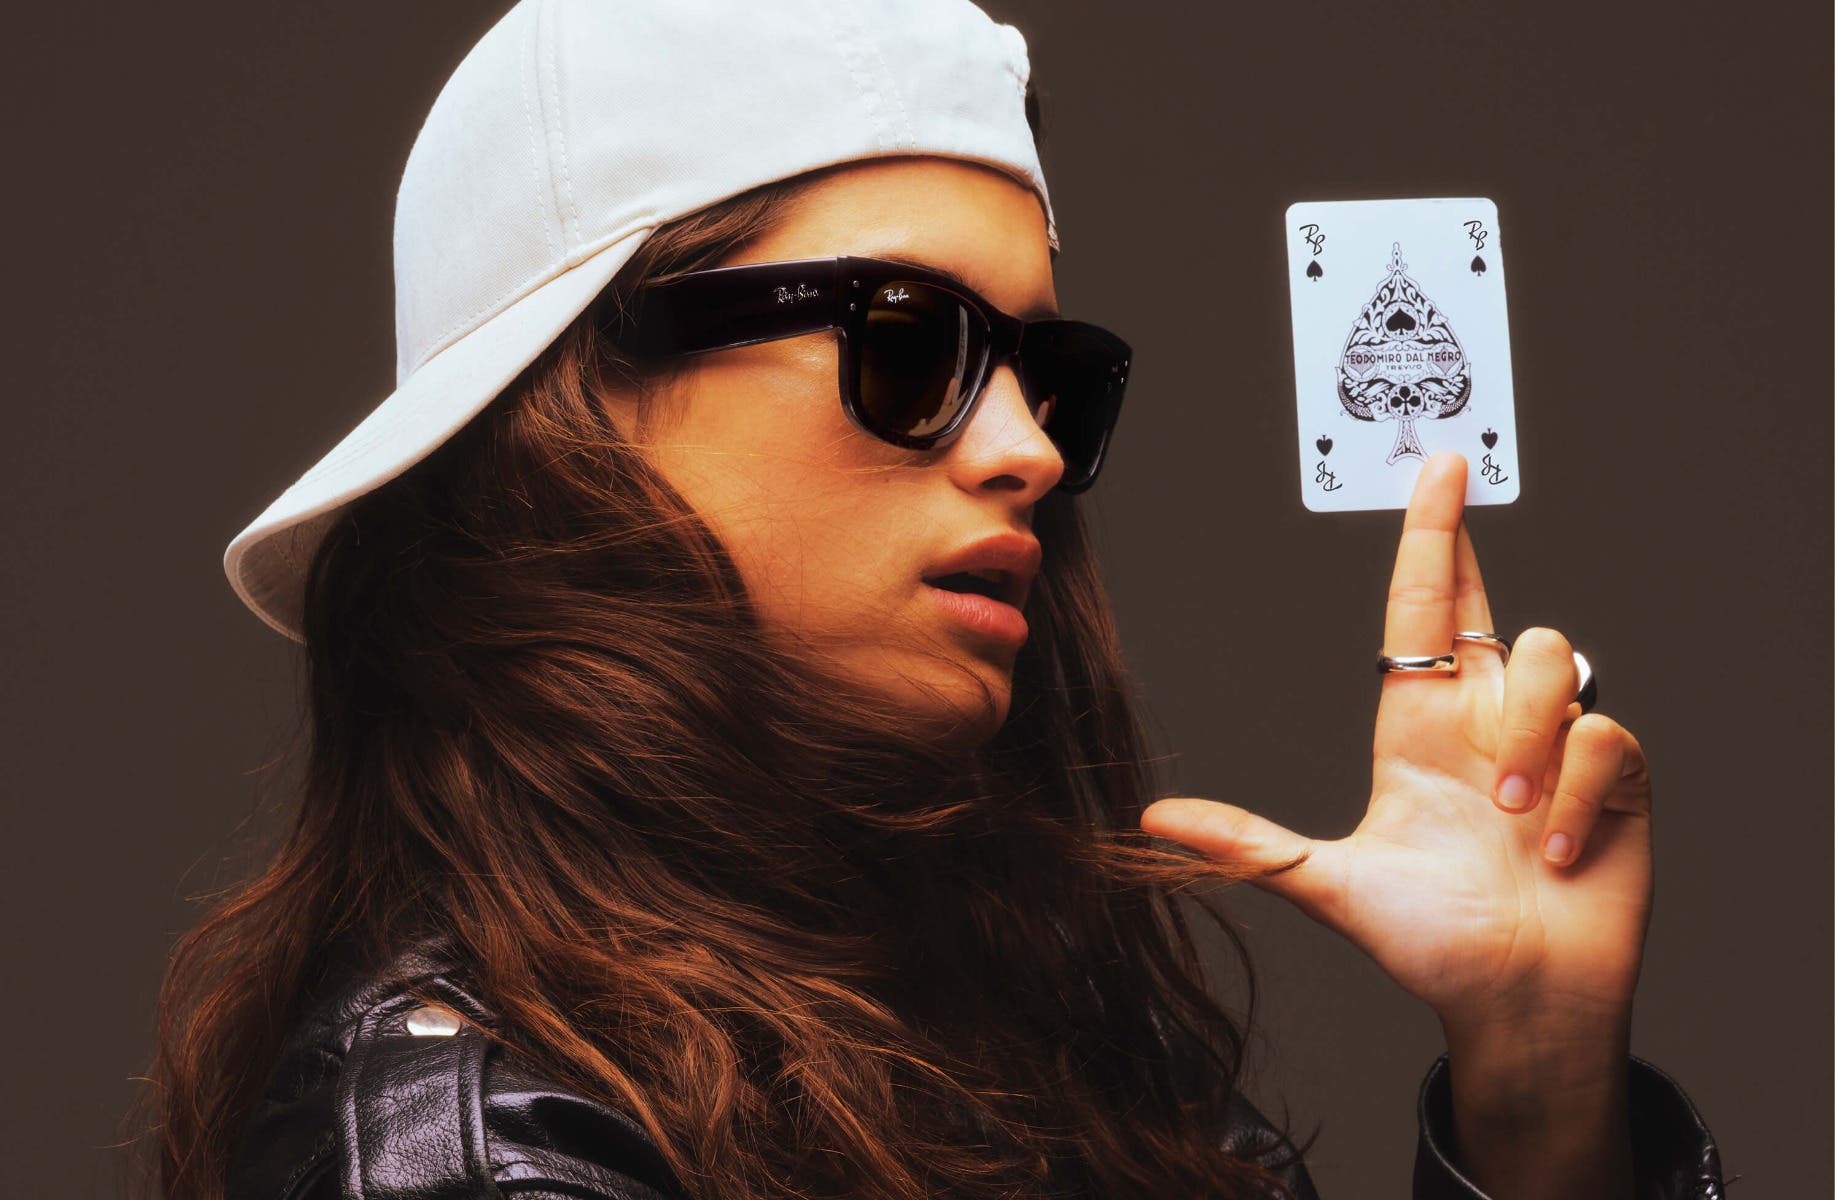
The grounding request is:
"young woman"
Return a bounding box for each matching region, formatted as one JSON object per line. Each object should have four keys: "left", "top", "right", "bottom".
{"left": 134, "top": 3, "right": 1726, "bottom": 1199}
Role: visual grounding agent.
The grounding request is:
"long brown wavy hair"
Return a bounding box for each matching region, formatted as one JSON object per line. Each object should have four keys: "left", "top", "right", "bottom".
{"left": 129, "top": 82, "right": 1319, "bottom": 1200}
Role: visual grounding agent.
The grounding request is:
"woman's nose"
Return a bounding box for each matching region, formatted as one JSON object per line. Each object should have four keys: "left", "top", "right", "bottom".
{"left": 945, "top": 361, "right": 1064, "bottom": 494}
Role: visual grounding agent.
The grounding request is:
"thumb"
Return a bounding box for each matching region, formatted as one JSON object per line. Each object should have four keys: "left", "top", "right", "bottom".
{"left": 1139, "top": 797, "right": 1343, "bottom": 930}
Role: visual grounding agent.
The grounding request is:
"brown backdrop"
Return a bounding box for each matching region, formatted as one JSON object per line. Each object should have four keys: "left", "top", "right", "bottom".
{"left": 4, "top": 1, "right": 1827, "bottom": 1195}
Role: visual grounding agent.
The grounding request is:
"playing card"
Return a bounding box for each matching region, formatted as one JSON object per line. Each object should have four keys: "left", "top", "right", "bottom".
{"left": 1283, "top": 198, "right": 1520, "bottom": 512}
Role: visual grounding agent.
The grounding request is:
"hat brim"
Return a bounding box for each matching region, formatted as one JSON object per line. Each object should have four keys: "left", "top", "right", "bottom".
{"left": 224, "top": 225, "right": 654, "bottom": 643}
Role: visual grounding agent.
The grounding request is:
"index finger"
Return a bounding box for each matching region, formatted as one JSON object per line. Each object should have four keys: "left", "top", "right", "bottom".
{"left": 1381, "top": 451, "right": 1469, "bottom": 659}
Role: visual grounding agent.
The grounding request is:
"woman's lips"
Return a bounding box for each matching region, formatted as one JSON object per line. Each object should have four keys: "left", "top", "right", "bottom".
{"left": 923, "top": 581, "right": 1029, "bottom": 646}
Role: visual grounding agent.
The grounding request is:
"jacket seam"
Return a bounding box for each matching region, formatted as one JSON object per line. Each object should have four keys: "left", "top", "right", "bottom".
{"left": 459, "top": 1025, "right": 506, "bottom": 1197}
{"left": 275, "top": 1142, "right": 334, "bottom": 1200}
{"left": 337, "top": 1005, "right": 379, "bottom": 1197}
{"left": 280, "top": 1159, "right": 335, "bottom": 1200}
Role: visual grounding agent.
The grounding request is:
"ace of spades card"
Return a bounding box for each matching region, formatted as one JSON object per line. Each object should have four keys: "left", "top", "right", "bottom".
{"left": 1284, "top": 198, "right": 1520, "bottom": 512}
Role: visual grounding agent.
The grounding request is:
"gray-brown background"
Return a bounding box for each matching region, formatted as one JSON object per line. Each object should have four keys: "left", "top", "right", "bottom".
{"left": 5, "top": 1, "right": 1828, "bottom": 1195}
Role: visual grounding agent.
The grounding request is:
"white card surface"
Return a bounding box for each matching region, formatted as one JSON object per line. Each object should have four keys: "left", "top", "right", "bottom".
{"left": 1284, "top": 197, "right": 1520, "bottom": 512}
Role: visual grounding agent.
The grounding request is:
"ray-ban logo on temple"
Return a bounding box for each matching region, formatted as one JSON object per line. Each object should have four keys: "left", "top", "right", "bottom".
{"left": 773, "top": 283, "right": 821, "bottom": 304}
{"left": 882, "top": 286, "right": 910, "bottom": 304}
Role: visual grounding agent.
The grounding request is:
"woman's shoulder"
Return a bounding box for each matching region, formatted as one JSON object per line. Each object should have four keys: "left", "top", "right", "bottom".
{"left": 227, "top": 934, "right": 685, "bottom": 1200}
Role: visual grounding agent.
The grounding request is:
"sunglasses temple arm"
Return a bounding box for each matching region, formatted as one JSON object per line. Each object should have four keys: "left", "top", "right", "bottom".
{"left": 606, "top": 258, "right": 846, "bottom": 359}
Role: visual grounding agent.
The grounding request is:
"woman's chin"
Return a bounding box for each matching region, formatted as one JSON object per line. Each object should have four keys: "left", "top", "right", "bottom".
{"left": 918, "top": 670, "right": 1013, "bottom": 752}
{"left": 794, "top": 630, "right": 1015, "bottom": 752}
{"left": 858, "top": 659, "right": 1013, "bottom": 752}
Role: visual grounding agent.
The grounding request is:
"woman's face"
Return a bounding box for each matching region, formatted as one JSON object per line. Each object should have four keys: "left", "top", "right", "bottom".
{"left": 604, "top": 156, "right": 1064, "bottom": 749}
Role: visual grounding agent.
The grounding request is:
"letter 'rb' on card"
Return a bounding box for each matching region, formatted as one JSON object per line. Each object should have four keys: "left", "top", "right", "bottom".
{"left": 1284, "top": 197, "right": 1521, "bottom": 512}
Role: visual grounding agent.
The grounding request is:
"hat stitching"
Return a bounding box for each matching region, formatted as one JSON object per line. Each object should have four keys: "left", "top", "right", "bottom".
{"left": 516, "top": 7, "right": 560, "bottom": 265}
{"left": 305, "top": 226, "right": 652, "bottom": 485}
{"left": 301, "top": 382, "right": 480, "bottom": 484}
{"left": 271, "top": 512, "right": 318, "bottom": 576}
{"left": 400, "top": 222, "right": 640, "bottom": 380}
{"left": 856, "top": 10, "right": 916, "bottom": 151}
{"left": 541, "top": 0, "right": 584, "bottom": 250}
{"left": 823, "top": 4, "right": 890, "bottom": 153}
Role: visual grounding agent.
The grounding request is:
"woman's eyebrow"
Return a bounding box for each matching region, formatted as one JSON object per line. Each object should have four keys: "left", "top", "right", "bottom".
{"left": 866, "top": 251, "right": 1061, "bottom": 320}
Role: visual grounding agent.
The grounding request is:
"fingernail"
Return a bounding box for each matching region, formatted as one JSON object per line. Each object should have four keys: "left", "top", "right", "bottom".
{"left": 1495, "top": 772, "right": 1534, "bottom": 811}
{"left": 1543, "top": 831, "right": 1573, "bottom": 865}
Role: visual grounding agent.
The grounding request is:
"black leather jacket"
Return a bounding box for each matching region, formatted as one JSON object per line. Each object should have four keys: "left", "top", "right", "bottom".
{"left": 227, "top": 937, "right": 1727, "bottom": 1200}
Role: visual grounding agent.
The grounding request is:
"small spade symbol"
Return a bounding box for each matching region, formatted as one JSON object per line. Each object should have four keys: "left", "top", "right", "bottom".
{"left": 1470, "top": 255, "right": 1487, "bottom": 276}
{"left": 1481, "top": 428, "right": 1497, "bottom": 449}
{"left": 1306, "top": 260, "right": 1323, "bottom": 281}
{"left": 1384, "top": 308, "right": 1417, "bottom": 333}
{"left": 1316, "top": 435, "right": 1333, "bottom": 455}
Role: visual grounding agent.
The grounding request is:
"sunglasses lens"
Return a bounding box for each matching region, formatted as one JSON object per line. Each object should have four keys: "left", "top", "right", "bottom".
{"left": 1019, "top": 322, "right": 1129, "bottom": 491}
{"left": 859, "top": 281, "right": 989, "bottom": 439}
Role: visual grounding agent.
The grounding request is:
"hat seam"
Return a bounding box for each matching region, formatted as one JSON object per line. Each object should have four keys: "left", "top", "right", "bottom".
{"left": 403, "top": 214, "right": 642, "bottom": 382}
{"left": 516, "top": 6, "right": 561, "bottom": 266}
{"left": 541, "top": 0, "right": 584, "bottom": 249}
{"left": 856, "top": 10, "right": 916, "bottom": 151}
{"left": 823, "top": 2, "right": 889, "bottom": 152}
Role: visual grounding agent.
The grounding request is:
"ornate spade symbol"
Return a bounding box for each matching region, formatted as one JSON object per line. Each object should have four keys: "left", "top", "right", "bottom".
{"left": 1306, "top": 260, "right": 1323, "bottom": 281}
{"left": 1316, "top": 435, "right": 1333, "bottom": 455}
{"left": 1335, "top": 242, "right": 1473, "bottom": 465}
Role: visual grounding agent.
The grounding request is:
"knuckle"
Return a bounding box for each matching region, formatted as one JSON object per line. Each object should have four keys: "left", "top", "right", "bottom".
{"left": 1500, "top": 719, "right": 1550, "bottom": 747}
{"left": 1387, "top": 580, "right": 1449, "bottom": 610}
{"left": 1552, "top": 782, "right": 1606, "bottom": 817}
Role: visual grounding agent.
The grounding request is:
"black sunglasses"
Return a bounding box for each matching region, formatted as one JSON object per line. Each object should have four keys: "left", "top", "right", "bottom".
{"left": 601, "top": 255, "right": 1131, "bottom": 492}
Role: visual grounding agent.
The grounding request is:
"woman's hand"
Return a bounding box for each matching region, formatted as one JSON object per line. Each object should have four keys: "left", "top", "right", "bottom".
{"left": 1140, "top": 449, "right": 1654, "bottom": 1042}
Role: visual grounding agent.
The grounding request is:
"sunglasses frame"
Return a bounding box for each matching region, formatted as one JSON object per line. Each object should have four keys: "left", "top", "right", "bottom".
{"left": 603, "top": 255, "right": 1131, "bottom": 492}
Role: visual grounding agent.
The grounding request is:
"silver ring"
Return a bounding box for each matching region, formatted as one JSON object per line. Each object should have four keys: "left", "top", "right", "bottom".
{"left": 1375, "top": 651, "right": 1459, "bottom": 675}
{"left": 1572, "top": 650, "right": 1597, "bottom": 713}
{"left": 1454, "top": 630, "right": 1511, "bottom": 665}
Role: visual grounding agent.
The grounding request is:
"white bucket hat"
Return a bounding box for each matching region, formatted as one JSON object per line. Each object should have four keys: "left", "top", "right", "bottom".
{"left": 223, "top": 0, "right": 1058, "bottom": 642}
